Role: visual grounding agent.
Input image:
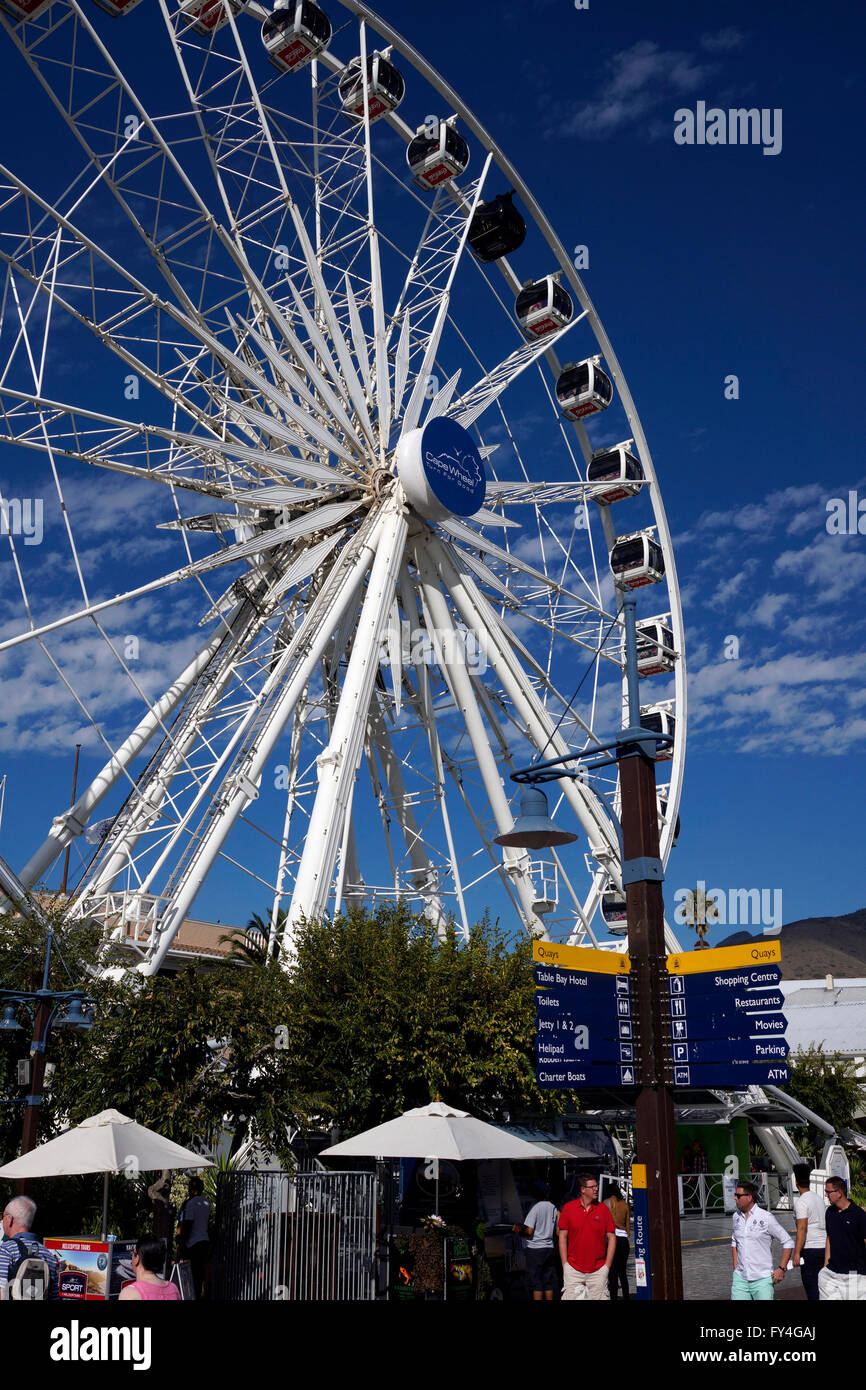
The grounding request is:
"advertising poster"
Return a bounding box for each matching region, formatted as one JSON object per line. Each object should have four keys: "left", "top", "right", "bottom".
{"left": 46, "top": 1239, "right": 112, "bottom": 1301}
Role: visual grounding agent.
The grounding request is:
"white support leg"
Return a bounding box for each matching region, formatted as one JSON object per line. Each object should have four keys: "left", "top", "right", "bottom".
{"left": 414, "top": 542, "right": 544, "bottom": 936}
{"left": 134, "top": 510, "right": 389, "bottom": 976}
{"left": 284, "top": 501, "right": 409, "bottom": 950}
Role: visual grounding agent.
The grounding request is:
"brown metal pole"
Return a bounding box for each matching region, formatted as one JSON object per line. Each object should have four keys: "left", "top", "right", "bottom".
{"left": 60, "top": 743, "right": 82, "bottom": 896}
{"left": 619, "top": 746, "right": 684, "bottom": 1300}
{"left": 16, "top": 996, "right": 51, "bottom": 1195}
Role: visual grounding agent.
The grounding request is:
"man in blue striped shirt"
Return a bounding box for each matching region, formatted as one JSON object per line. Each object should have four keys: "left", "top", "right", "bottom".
{"left": 0, "top": 1197, "right": 60, "bottom": 1300}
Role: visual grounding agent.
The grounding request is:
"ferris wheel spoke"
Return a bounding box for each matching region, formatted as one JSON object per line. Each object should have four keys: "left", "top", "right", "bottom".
{"left": 452, "top": 317, "right": 584, "bottom": 432}
{"left": 2, "top": 1, "right": 238, "bottom": 334}
{"left": 286, "top": 213, "right": 377, "bottom": 446}
{"left": 159, "top": 0, "right": 293, "bottom": 258}
{"left": 427, "top": 535, "right": 622, "bottom": 863}
{"left": 398, "top": 154, "right": 493, "bottom": 440}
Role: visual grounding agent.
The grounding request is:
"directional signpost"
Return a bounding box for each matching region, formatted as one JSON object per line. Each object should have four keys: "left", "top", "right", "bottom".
{"left": 533, "top": 942, "right": 634, "bottom": 1089}
{"left": 665, "top": 941, "right": 788, "bottom": 1088}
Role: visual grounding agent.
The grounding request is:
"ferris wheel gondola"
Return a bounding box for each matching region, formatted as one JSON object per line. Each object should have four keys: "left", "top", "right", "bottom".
{"left": 587, "top": 444, "right": 644, "bottom": 504}
{"left": 339, "top": 50, "right": 405, "bottom": 121}
{"left": 261, "top": 1, "right": 332, "bottom": 72}
{"left": 178, "top": 0, "right": 240, "bottom": 36}
{"left": 0, "top": 0, "right": 51, "bottom": 17}
{"left": 635, "top": 619, "right": 677, "bottom": 677}
{"left": 601, "top": 887, "right": 628, "bottom": 937}
{"left": 556, "top": 357, "right": 614, "bottom": 421}
{"left": 407, "top": 119, "right": 470, "bottom": 190}
{"left": 610, "top": 530, "right": 666, "bottom": 589}
{"left": 467, "top": 191, "right": 527, "bottom": 263}
{"left": 640, "top": 705, "right": 675, "bottom": 762}
{"left": 515, "top": 276, "right": 574, "bottom": 340}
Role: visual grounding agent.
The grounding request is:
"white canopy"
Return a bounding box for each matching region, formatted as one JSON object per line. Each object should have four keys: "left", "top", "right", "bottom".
{"left": 320, "top": 1101, "right": 543, "bottom": 1161}
{"left": 0, "top": 1108, "right": 213, "bottom": 1178}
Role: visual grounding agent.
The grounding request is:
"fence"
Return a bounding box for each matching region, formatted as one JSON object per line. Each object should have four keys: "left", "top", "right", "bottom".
{"left": 212, "top": 1170, "right": 378, "bottom": 1300}
{"left": 679, "top": 1171, "right": 780, "bottom": 1215}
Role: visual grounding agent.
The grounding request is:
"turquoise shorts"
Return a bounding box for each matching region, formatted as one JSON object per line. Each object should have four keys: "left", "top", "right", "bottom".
{"left": 731, "top": 1270, "right": 774, "bottom": 1301}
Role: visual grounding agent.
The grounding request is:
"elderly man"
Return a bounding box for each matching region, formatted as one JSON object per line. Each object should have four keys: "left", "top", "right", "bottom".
{"left": 558, "top": 1174, "right": 616, "bottom": 1301}
{"left": 0, "top": 1196, "right": 59, "bottom": 1300}
{"left": 731, "top": 1180, "right": 794, "bottom": 1301}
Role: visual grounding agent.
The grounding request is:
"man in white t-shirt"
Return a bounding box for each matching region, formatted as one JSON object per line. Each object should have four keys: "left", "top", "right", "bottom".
{"left": 178, "top": 1176, "right": 211, "bottom": 1299}
{"left": 514, "top": 1182, "right": 559, "bottom": 1301}
{"left": 790, "top": 1162, "right": 826, "bottom": 1302}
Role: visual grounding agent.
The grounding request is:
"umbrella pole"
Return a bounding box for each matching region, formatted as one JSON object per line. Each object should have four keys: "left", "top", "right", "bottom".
{"left": 101, "top": 1172, "right": 109, "bottom": 1241}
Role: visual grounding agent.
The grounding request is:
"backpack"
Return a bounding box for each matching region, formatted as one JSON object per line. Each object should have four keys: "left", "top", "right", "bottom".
{"left": 8, "top": 1237, "right": 51, "bottom": 1300}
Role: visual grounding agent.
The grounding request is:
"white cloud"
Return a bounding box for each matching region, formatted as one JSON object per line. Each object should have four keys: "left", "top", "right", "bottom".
{"left": 554, "top": 40, "right": 711, "bottom": 140}
{"left": 699, "top": 28, "right": 746, "bottom": 53}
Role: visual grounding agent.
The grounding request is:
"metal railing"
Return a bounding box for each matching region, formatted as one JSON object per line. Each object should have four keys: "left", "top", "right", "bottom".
{"left": 679, "top": 1171, "right": 780, "bottom": 1215}
{"left": 212, "top": 1170, "right": 377, "bottom": 1300}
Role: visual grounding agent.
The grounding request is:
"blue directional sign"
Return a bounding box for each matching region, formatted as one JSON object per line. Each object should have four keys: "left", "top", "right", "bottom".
{"left": 537, "top": 1028, "right": 636, "bottom": 1064}
{"left": 536, "top": 990, "right": 631, "bottom": 1022}
{"left": 668, "top": 967, "right": 782, "bottom": 998}
{"left": 669, "top": 1012, "right": 787, "bottom": 1041}
{"left": 535, "top": 965, "right": 630, "bottom": 995}
{"left": 670, "top": 1038, "right": 790, "bottom": 1065}
{"left": 536, "top": 1061, "right": 638, "bottom": 1089}
{"left": 671, "top": 1061, "right": 790, "bottom": 1087}
{"left": 668, "top": 986, "right": 783, "bottom": 1016}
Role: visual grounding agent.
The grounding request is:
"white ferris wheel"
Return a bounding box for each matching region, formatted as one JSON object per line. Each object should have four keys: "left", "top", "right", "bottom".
{"left": 0, "top": 0, "right": 686, "bottom": 974}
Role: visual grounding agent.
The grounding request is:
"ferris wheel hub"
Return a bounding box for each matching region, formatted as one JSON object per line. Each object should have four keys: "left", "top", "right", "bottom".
{"left": 395, "top": 416, "right": 486, "bottom": 522}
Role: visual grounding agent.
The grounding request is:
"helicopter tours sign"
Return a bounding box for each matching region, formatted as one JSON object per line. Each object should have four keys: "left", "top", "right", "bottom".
{"left": 45, "top": 1238, "right": 137, "bottom": 1300}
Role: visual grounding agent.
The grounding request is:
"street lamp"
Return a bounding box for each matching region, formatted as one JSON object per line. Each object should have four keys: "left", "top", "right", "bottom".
{"left": 494, "top": 588, "right": 684, "bottom": 1300}
{"left": 0, "top": 858, "right": 96, "bottom": 1163}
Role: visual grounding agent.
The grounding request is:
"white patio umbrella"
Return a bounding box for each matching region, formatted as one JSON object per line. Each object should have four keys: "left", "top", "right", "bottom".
{"left": 0, "top": 1108, "right": 213, "bottom": 1238}
{"left": 321, "top": 1101, "right": 542, "bottom": 1214}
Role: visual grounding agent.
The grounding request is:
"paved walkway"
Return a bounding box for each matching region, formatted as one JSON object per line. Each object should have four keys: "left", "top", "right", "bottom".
{"left": 616, "top": 1212, "right": 807, "bottom": 1302}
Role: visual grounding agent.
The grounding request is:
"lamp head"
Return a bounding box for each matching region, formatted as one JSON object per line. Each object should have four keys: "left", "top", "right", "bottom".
{"left": 61, "top": 997, "right": 95, "bottom": 1031}
{"left": 0, "top": 1005, "right": 23, "bottom": 1033}
{"left": 494, "top": 785, "right": 578, "bottom": 850}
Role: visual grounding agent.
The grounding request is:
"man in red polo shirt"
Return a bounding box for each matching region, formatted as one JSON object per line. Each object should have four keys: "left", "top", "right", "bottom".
{"left": 558, "top": 1174, "right": 616, "bottom": 1300}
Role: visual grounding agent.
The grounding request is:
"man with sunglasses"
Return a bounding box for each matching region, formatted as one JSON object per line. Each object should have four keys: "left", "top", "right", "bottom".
{"left": 818, "top": 1177, "right": 866, "bottom": 1300}
{"left": 730, "top": 1180, "right": 794, "bottom": 1301}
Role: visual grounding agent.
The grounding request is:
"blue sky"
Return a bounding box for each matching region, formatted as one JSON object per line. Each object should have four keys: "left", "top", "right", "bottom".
{"left": 0, "top": 0, "right": 863, "bottom": 944}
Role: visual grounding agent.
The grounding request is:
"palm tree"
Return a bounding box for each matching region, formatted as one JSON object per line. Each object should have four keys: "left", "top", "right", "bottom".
{"left": 220, "top": 910, "right": 287, "bottom": 967}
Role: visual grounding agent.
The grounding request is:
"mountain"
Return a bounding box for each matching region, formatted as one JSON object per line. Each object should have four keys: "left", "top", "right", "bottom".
{"left": 717, "top": 907, "right": 866, "bottom": 980}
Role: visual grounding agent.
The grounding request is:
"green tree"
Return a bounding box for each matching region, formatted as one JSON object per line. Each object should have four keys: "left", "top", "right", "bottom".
{"left": 278, "top": 903, "right": 558, "bottom": 1133}
{"left": 3, "top": 900, "right": 556, "bottom": 1172}
{"left": 783, "top": 1045, "right": 866, "bottom": 1155}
